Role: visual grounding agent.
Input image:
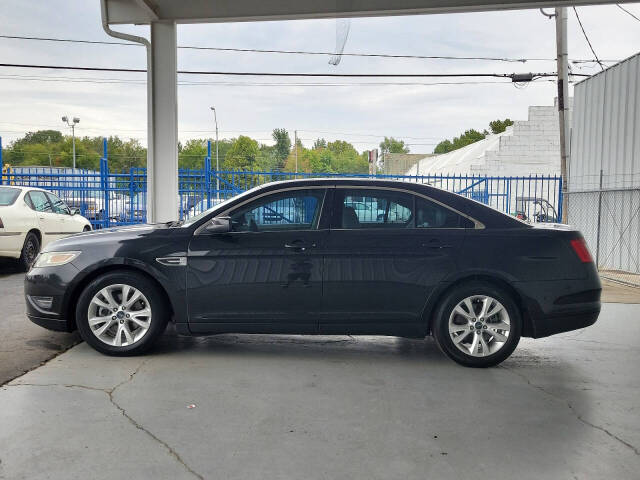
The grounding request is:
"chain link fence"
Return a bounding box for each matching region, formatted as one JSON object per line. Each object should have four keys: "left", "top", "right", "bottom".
{"left": 567, "top": 186, "right": 640, "bottom": 287}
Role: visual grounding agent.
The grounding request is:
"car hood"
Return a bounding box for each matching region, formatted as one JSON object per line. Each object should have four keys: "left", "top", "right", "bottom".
{"left": 43, "top": 223, "right": 169, "bottom": 252}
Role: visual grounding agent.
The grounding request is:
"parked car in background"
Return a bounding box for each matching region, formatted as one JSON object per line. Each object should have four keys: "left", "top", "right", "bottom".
{"left": 66, "top": 191, "right": 128, "bottom": 223}
{"left": 514, "top": 196, "right": 559, "bottom": 223}
{"left": 25, "top": 178, "right": 600, "bottom": 367}
{"left": 0, "top": 186, "right": 91, "bottom": 269}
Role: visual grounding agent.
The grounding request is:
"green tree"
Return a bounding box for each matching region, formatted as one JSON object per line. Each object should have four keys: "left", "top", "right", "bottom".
{"left": 225, "top": 136, "right": 260, "bottom": 170}
{"left": 313, "top": 138, "right": 327, "bottom": 150}
{"left": 489, "top": 118, "right": 514, "bottom": 134}
{"left": 179, "top": 139, "right": 209, "bottom": 169}
{"left": 433, "top": 129, "right": 486, "bottom": 155}
{"left": 433, "top": 139, "right": 454, "bottom": 154}
{"left": 379, "top": 137, "right": 409, "bottom": 154}
{"left": 271, "top": 128, "right": 291, "bottom": 169}
{"left": 451, "top": 129, "right": 486, "bottom": 150}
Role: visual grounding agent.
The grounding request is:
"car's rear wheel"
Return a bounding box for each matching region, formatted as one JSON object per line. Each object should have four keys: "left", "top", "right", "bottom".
{"left": 20, "top": 231, "right": 40, "bottom": 270}
{"left": 75, "top": 271, "right": 169, "bottom": 356}
{"left": 431, "top": 282, "right": 521, "bottom": 367}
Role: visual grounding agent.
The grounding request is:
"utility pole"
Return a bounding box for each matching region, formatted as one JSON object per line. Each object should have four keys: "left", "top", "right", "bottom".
{"left": 62, "top": 116, "right": 80, "bottom": 170}
{"left": 294, "top": 130, "right": 298, "bottom": 174}
{"left": 210, "top": 106, "right": 220, "bottom": 201}
{"left": 555, "top": 7, "right": 570, "bottom": 223}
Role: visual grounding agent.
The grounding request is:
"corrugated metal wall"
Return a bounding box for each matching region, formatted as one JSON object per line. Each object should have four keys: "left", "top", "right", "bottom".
{"left": 569, "top": 52, "right": 640, "bottom": 284}
{"left": 570, "top": 53, "right": 640, "bottom": 191}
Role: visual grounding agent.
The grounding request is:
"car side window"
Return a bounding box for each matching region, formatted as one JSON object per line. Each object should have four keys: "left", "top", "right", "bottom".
{"left": 337, "top": 189, "right": 414, "bottom": 229}
{"left": 415, "top": 197, "right": 474, "bottom": 228}
{"left": 26, "top": 191, "right": 53, "bottom": 213}
{"left": 45, "top": 192, "right": 70, "bottom": 215}
{"left": 229, "top": 189, "right": 325, "bottom": 232}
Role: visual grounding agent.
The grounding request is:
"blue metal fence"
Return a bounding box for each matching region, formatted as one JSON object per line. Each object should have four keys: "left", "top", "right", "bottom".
{"left": 1, "top": 138, "right": 563, "bottom": 228}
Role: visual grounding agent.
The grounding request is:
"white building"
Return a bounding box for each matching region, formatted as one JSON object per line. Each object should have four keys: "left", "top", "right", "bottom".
{"left": 406, "top": 102, "right": 564, "bottom": 177}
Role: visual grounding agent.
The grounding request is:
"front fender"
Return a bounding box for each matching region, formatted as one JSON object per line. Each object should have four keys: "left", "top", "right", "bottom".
{"left": 63, "top": 256, "right": 188, "bottom": 326}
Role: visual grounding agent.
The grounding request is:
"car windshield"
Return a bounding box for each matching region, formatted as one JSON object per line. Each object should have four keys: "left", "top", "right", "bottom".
{"left": 179, "top": 185, "right": 264, "bottom": 227}
{"left": 0, "top": 187, "right": 20, "bottom": 206}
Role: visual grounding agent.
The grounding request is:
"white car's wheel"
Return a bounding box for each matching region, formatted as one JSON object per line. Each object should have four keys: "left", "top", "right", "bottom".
{"left": 20, "top": 232, "right": 40, "bottom": 270}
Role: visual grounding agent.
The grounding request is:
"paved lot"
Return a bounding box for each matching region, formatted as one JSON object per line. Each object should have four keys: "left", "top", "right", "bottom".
{"left": 0, "top": 264, "right": 79, "bottom": 385}
{"left": 1, "top": 301, "right": 639, "bottom": 480}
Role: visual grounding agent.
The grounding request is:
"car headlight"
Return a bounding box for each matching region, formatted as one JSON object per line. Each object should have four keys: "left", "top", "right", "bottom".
{"left": 33, "top": 251, "right": 81, "bottom": 268}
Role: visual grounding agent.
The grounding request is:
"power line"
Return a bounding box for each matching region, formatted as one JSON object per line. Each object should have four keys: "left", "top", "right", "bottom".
{"left": 0, "top": 33, "right": 621, "bottom": 64}
{"left": 299, "top": 129, "right": 441, "bottom": 140}
{"left": 0, "top": 34, "right": 545, "bottom": 63}
{"left": 0, "top": 62, "right": 568, "bottom": 79}
{"left": 572, "top": 7, "right": 605, "bottom": 72}
{"left": 0, "top": 73, "right": 541, "bottom": 87}
{"left": 616, "top": 4, "right": 640, "bottom": 22}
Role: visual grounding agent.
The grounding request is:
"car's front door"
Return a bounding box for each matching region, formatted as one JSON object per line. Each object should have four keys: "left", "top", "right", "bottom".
{"left": 187, "top": 188, "right": 329, "bottom": 334}
{"left": 45, "top": 192, "right": 78, "bottom": 233}
{"left": 320, "top": 187, "right": 471, "bottom": 336}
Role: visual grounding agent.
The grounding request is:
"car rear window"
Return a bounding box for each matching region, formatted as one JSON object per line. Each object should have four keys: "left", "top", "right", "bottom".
{"left": 0, "top": 187, "right": 20, "bottom": 206}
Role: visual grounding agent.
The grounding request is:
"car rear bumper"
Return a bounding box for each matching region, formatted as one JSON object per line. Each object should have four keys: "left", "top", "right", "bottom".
{"left": 515, "top": 275, "right": 602, "bottom": 338}
{"left": 0, "top": 232, "right": 25, "bottom": 258}
{"left": 530, "top": 307, "right": 600, "bottom": 338}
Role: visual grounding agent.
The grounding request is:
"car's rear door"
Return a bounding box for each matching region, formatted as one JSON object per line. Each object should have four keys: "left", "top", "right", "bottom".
{"left": 187, "top": 187, "right": 329, "bottom": 334}
{"left": 320, "top": 186, "right": 470, "bottom": 336}
{"left": 45, "top": 192, "right": 78, "bottom": 234}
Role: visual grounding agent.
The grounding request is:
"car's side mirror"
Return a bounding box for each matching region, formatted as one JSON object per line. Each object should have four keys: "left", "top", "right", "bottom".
{"left": 205, "top": 216, "right": 231, "bottom": 234}
{"left": 70, "top": 208, "right": 80, "bottom": 216}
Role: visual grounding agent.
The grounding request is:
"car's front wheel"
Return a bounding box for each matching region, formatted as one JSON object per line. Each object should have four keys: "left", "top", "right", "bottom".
{"left": 75, "top": 271, "right": 169, "bottom": 356}
{"left": 431, "top": 282, "right": 521, "bottom": 367}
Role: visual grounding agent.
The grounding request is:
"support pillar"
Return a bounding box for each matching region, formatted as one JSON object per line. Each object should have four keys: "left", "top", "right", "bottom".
{"left": 148, "top": 21, "right": 178, "bottom": 223}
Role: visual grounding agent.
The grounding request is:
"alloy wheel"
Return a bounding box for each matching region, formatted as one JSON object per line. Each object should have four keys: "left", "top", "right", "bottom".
{"left": 448, "top": 295, "right": 511, "bottom": 357}
{"left": 87, "top": 284, "right": 152, "bottom": 347}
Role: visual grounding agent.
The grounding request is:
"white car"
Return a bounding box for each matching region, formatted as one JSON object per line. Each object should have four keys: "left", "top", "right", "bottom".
{"left": 0, "top": 186, "right": 92, "bottom": 269}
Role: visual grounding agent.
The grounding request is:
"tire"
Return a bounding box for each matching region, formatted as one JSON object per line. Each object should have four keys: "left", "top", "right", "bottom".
{"left": 75, "top": 271, "right": 169, "bottom": 356}
{"left": 431, "top": 281, "right": 521, "bottom": 368}
{"left": 83, "top": 225, "right": 92, "bottom": 232}
{"left": 20, "top": 231, "right": 40, "bottom": 271}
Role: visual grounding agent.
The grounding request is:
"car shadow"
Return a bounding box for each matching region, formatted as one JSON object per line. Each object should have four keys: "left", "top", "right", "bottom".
{"left": 0, "top": 258, "right": 24, "bottom": 276}
{"left": 152, "top": 326, "right": 453, "bottom": 366}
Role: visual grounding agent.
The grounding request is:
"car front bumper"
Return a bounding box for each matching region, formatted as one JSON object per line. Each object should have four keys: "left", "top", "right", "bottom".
{"left": 24, "top": 263, "right": 79, "bottom": 333}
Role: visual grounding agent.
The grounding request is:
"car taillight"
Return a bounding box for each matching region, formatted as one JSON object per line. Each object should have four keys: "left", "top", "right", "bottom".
{"left": 570, "top": 238, "right": 593, "bottom": 263}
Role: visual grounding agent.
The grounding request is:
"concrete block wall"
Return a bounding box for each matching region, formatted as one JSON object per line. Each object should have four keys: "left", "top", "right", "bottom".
{"left": 471, "top": 105, "right": 561, "bottom": 176}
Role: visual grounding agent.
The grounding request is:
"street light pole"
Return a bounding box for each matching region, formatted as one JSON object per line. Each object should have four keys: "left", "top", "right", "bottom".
{"left": 62, "top": 116, "right": 80, "bottom": 169}
{"left": 210, "top": 106, "right": 220, "bottom": 202}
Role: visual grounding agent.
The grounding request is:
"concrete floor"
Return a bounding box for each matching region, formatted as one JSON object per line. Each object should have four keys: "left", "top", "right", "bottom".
{"left": 1, "top": 303, "right": 639, "bottom": 480}
{"left": 0, "top": 265, "right": 79, "bottom": 385}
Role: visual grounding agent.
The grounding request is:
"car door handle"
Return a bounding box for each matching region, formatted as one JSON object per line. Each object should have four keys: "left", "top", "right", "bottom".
{"left": 284, "top": 242, "right": 316, "bottom": 252}
{"left": 423, "top": 240, "right": 452, "bottom": 249}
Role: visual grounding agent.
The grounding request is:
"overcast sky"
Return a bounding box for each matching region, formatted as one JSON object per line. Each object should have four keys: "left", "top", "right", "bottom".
{"left": 1, "top": 1, "right": 639, "bottom": 154}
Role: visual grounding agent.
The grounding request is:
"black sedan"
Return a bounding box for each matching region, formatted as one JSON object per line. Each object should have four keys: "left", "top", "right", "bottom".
{"left": 24, "top": 178, "right": 601, "bottom": 367}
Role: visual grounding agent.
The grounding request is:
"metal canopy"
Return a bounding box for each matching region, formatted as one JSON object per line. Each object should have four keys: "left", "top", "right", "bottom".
{"left": 105, "top": 0, "right": 634, "bottom": 24}
{"left": 101, "top": 0, "right": 630, "bottom": 223}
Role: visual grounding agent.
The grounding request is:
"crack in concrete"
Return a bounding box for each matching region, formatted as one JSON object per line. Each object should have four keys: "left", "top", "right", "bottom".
{"left": 501, "top": 365, "right": 639, "bottom": 456}
{"left": 8, "top": 361, "right": 205, "bottom": 479}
